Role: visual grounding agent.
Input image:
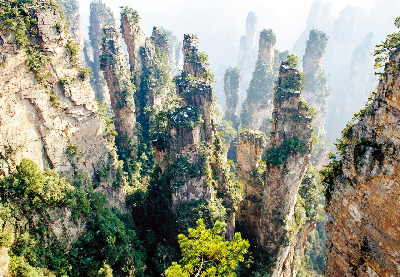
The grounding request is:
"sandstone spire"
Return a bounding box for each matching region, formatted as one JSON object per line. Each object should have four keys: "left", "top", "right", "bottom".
{"left": 224, "top": 67, "right": 241, "bottom": 129}
{"left": 100, "top": 26, "right": 137, "bottom": 149}
{"left": 237, "top": 57, "right": 314, "bottom": 276}
{"left": 302, "top": 29, "right": 329, "bottom": 168}
{"left": 241, "top": 29, "right": 277, "bottom": 133}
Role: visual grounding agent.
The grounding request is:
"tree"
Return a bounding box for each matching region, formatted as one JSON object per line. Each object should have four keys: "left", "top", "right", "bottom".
{"left": 164, "top": 219, "right": 250, "bottom": 277}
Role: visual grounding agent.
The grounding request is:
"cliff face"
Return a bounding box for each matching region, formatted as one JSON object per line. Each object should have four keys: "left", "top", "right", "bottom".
{"left": 120, "top": 7, "right": 146, "bottom": 76}
{"left": 237, "top": 58, "right": 314, "bottom": 276}
{"left": 0, "top": 1, "right": 118, "bottom": 185}
{"left": 323, "top": 48, "right": 400, "bottom": 277}
{"left": 261, "top": 62, "right": 313, "bottom": 277}
{"left": 236, "top": 129, "right": 266, "bottom": 244}
{"left": 241, "top": 29, "right": 277, "bottom": 133}
{"left": 0, "top": 2, "right": 125, "bottom": 275}
{"left": 302, "top": 29, "right": 330, "bottom": 168}
{"left": 87, "top": 0, "right": 114, "bottom": 102}
{"left": 100, "top": 26, "right": 137, "bottom": 150}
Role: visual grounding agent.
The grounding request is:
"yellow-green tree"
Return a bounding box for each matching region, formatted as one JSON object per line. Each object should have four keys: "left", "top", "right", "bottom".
{"left": 164, "top": 219, "right": 249, "bottom": 277}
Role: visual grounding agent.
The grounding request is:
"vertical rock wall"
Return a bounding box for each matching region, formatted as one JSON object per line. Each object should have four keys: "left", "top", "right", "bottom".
{"left": 87, "top": 0, "right": 114, "bottom": 102}
{"left": 100, "top": 26, "right": 137, "bottom": 149}
{"left": 323, "top": 47, "right": 400, "bottom": 277}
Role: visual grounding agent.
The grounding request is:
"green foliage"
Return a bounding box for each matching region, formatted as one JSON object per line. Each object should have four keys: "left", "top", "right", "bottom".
{"left": 45, "top": 89, "right": 61, "bottom": 107}
{"left": 25, "top": 47, "right": 50, "bottom": 82}
{"left": 120, "top": 6, "right": 140, "bottom": 24}
{"left": 0, "top": 159, "right": 146, "bottom": 276}
{"left": 164, "top": 219, "right": 249, "bottom": 277}
{"left": 169, "top": 106, "right": 203, "bottom": 130}
{"left": 78, "top": 66, "right": 92, "bottom": 79}
{"left": 260, "top": 29, "right": 276, "bottom": 45}
{"left": 285, "top": 54, "right": 299, "bottom": 69}
{"left": 263, "top": 137, "right": 308, "bottom": 166}
{"left": 374, "top": 16, "right": 400, "bottom": 73}
{"left": 307, "top": 29, "right": 328, "bottom": 55}
{"left": 66, "top": 143, "right": 78, "bottom": 156}
{"left": 66, "top": 39, "right": 80, "bottom": 63}
{"left": 217, "top": 120, "right": 237, "bottom": 145}
{"left": 0, "top": 0, "right": 36, "bottom": 45}
{"left": 320, "top": 153, "right": 343, "bottom": 205}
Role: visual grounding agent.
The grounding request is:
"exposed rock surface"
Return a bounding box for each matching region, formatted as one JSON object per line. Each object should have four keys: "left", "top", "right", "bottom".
{"left": 224, "top": 67, "right": 241, "bottom": 130}
{"left": 152, "top": 35, "right": 240, "bottom": 240}
{"left": 0, "top": 2, "right": 117, "bottom": 183}
{"left": 100, "top": 26, "right": 137, "bottom": 149}
{"left": 236, "top": 129, "right": 266, "bottom": 244}
{"left": 87, "top": 0, "right": 114, "bottom": 102}
{"left": 241, "top": 29, "right": 278, "bottom": 133}
{"left": 323, "top": 48, "right": 400, "bottom": 277}
{"left": 0, "top": 2, "right": 124, "bottom": 274}
{"left": 121, "top": 8, "right": 172, "bottom": 114}
{"left": 237, "top": 59, "right": 314, "bottom": 276}
{"left": 120, "top": 7, "right": 146, "bottom": 76}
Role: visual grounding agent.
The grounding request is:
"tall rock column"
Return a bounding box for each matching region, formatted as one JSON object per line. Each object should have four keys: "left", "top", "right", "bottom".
{"left": 88, "top": 0, "right": 114, "bottom": 102}
{"left": 224, "top": 67, "right": 241, "bottom": 129}
{"left": 323, "top": 45, "right": 400, "bottom": 277}
{"left": 120, "top": 7, "right": 146, "bottom": 76}
{"left": 260, "top": 59, "right": 313, "bottom": 276}
{"left": 236, "top": 129, "right": 266, "bottom": 244}
{"left": 152, "top": 35, "right": 241, "bottom": 240}
{"left": 302, "top": 29, "right": 330, "bottom": 168}
{"left": 241, "top": 29, "right": 277, "bottom": 132}
{"left": 100, "top": 26, "right": 137, "bottom": 149}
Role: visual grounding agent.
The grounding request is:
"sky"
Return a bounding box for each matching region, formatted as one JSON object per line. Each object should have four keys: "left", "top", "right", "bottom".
{"left": 78, "top": 0, "right": 376, "bottom": 50}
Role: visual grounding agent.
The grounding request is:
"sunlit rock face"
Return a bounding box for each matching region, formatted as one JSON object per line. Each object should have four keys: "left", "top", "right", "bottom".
{"left": 100, "top": 26, "right": 137, "bottom": 149}
{"left": 324, "top": 48, "right": 400, "bottom": 277}
{"left": 0, "top": 1, "right": 124, "bottom": 220}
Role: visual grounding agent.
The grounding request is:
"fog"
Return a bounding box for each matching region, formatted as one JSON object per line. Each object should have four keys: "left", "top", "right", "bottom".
{"left": 76, "top": 0, "right": 399, "bottom": 146}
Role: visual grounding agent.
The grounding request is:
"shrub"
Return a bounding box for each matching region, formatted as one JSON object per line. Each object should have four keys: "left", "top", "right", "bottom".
{"left": 263, "top": 137, "right": 308, "bottom": 166}
{"left": 25, "top": 48, "right": 50, "bottom": 82}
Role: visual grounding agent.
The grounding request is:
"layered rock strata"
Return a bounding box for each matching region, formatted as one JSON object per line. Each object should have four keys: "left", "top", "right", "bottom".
{"left": 323, "top": 47, "right": 400, "bottom": 277}
{"left": 100, "top": 26, "right": 137, "bottom": 149}
{"left": 0, "top": 1, "right": 118, "bottom": 184}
